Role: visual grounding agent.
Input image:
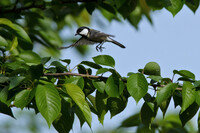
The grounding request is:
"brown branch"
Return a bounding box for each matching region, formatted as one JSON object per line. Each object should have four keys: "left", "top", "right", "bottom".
{"left": 44, "top": 72, "right": 108, "bottom": 80}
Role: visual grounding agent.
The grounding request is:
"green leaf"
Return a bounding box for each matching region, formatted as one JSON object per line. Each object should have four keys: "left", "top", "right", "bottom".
{"left": 29, "top": 64, "right": 43, "bottom": 80}
{"left": 163, "top": 0, "right": 184, "bottom": 16}
{"left": 186, "top": 0, "right": 199, "bottom": 13}
{"left": 10, "top": 37, "right": 18, "bottom": 51}
{"left": 92, "top": 80, "right": 105, "bottom": 93}
{"left": 173, "top": 70, "right": 195, "bottom": 80}
{"left": 60, "top": 59, "right": 71, "bottom": 65}
{"left": 0, "top": 18, "right": 32, "bottom": 44}
{"left": 92, "top": 55, "right": 115, "bottom": 67}
{"left": 156, "top": 83, "right": 177, "bottom": 105}
{"left": 127, "top": 73, "right": 148, "bottom": 103}
{"left": 159, "top": 97, "right": 171, "bottom": 117}
{"left": 181, "top": 81, "right": 196, "bottom": 113}
{"left": 14, "top": 89, "right": 35, "bottom": 109}
{"left": 41, "top": 57, "right": 51, "bottom": 65}
{"left": 0, "top": 75, "right": 8, "bottom": 83}
{"left": 64, "top": 77, "right": 84, "bottom": 89}
{"left": 196, "top": 90, "right": 200, "bottom": 106}
{"left": 19, "top": 51, "right": 41, "bottom": 65}
{"left": 95, "top": 91, "right": 108, "bottom": 125}
{"left": 105, "top": 74, "right": 119, "bottom": 97}
{"left": 96, "top": 68, "right": 115, "bottom": 75}
{"left": 0, "top": 35, "right": 8, "bottom": 46}
{"left": 81, "top": 61, "right": 102, "bottom": 69}
{"left": 148, "top": 75, "right": 163, "bottom": 82}
{"left": 119, "top": 113, "right": 140, "bottom": 128}
{"left": 9, "top": 76, "right": 26, "bottom": 90}
{"left": 140, "top": 102, "right": 158, "bottom": 128}
{"left": 64, "top": 83, "right": 92, "bottom": 127}
{"left": 50, "top": 61, "right": 67, "bottom": 72}
{"left": 198, "top": 111, "right": 200, "bottom": 133}
{"left": 180, "top": 102, "right": 199, "bottom": 126}
{"left": 35, "top": 84, "right": 61, "bottom": 127}
{"left": 118, "top": 0, "right": 137, "bottom": 18}
{"left": 0, "top": 101, "right": 15, "bottom": 118}
{"left": 53, "top": 100, "right": 74, "bottom": 133}
{"left": 0, "top": 86, "right": 9, "bottom": 105}
{"left": 107, "top": 96, "right": 127, "bottom": 118}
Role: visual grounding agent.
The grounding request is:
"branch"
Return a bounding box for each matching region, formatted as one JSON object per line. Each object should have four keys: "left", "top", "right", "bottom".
{"left": 44, "top": 72, "right": 109, "bottom": 80}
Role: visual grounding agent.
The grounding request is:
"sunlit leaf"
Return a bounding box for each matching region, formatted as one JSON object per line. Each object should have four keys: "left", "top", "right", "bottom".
{"left": 35, "top": 84, "right": 61, "bottom": 127}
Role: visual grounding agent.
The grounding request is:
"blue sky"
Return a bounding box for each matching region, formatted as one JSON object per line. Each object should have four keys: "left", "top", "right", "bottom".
{"left": 0, "top": 4, "right": 200, "bottom": 133}
{"left": 60, "top": 5, "right": 200, "bottom": 132}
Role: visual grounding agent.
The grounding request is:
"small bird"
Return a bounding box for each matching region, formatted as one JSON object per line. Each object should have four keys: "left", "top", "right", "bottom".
{"left": 59, "top": 26, "right": 125, "bottom": 52}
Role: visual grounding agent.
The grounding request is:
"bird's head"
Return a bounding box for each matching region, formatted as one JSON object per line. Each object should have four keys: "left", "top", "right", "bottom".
{"left": 75, "top": 26, "right": 90, "bottom": 36}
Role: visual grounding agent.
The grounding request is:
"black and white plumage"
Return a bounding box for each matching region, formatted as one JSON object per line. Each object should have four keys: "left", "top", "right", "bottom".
{"left": 59, "top": 26, "right": 126, "bottom": 52}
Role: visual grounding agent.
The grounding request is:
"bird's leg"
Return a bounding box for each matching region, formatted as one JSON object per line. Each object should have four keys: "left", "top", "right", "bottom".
{"left": 96, "top": 41, "right": 105, "bottom": 52}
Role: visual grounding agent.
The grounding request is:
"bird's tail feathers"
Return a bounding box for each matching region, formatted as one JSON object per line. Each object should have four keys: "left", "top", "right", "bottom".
{"left": 58, "top": 44, "right": 74, "bottom": 50}
{"left": 107, "top": 37, "right": 125, "bottom": 48}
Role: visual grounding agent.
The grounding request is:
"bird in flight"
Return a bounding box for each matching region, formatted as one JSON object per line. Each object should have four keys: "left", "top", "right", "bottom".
{"left": 59, "top": 26, "right": 126, "bottom": 52}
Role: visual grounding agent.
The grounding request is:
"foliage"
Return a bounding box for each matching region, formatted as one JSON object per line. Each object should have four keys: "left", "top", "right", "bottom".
{"left": 0, "top": 0, "right": 200, "bottom": 133}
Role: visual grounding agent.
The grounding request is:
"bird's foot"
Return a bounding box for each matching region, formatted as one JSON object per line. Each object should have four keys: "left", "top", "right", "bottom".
{"left": 96, "top": 46, "right": 105, "bottom": 52}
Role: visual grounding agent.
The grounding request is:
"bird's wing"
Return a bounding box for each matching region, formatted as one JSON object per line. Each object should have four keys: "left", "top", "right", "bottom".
{"left": 91, "top": 29, "right": 115, "bottom": 37}
{"left": 58, "top": 37, "right": 96, "bottom": 49}
{"left": 72, "top": 37, "right": 96, "bottom": 46}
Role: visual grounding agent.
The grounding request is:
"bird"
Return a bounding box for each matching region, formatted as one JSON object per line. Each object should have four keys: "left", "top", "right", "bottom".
{"left": 59, "top": 26, "right": 126, "bottom": 52}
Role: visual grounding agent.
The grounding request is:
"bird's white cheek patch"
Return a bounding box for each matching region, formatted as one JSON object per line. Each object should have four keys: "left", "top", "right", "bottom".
{"left": 80, "top": 29, "right": 89, "bottom": 36}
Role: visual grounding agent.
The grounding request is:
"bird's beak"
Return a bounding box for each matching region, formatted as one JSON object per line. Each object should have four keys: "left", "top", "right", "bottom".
{"left": 75, "top": 33, "right": 78, "bottom": 36}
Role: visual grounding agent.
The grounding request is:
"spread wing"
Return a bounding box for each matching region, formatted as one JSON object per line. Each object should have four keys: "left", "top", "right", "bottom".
{"left": 58, "top": 37, "right": 96, "bottom": 49}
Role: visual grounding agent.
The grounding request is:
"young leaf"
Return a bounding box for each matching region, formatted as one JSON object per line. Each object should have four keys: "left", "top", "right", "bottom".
{"left": 64, "top": 77, "right": 84, "bottom": 90}
{"left": 156, "top": 83, "right": 177, "bottom": 105}
{"left": 163, "top": 0, "right": 184, "bottom": 16}
{"left": 35, "top": 84, "right": 61, "bottom": 127}
{"left": 92, "top": 55, "right": 115, "bottom": 67}
{"left": 19, "top": 51, "right": 41, "bottom": 65}
{"left": 96, "top": 91, "right": 108, "bottom": 125}
{"left": 92, "top": 80, "right": 105, "bottom": 93}
{"left": 64, "top": 83, "right": 92, "bottom": 127}
{"left": 179, "top": 102, "right": 199, "bottom": 126}
{"left": 9, "top": 76, "right": 26, "bottom": 90}
{"left": 127, "top": 73, "right": 148, "bottom": 103}
{"left": 181, "top": 81, "right": 196, "bottom": 113}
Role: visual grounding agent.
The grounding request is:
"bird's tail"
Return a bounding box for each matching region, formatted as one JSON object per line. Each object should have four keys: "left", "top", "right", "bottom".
{"left": 107, "top": 37, "right": 125, "bottom": 48}
{"left": 58, "top": 44, "right": 73, "bottom": 50}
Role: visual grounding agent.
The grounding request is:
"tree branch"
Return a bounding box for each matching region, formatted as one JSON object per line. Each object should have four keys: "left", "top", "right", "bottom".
{"left": 44, "top": 72, "right": 109, "bottom": 81}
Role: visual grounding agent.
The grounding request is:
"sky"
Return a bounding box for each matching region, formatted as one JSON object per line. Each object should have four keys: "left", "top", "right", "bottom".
{"left": 61, "top": 5, "right": 200, "bottom": 133}
{"left": 1, "top": 4, "right": 200, "bottom": 133}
